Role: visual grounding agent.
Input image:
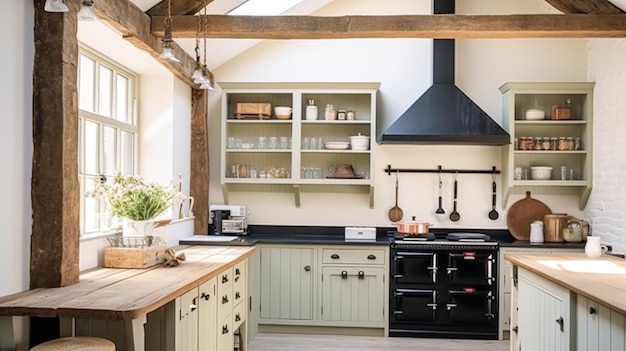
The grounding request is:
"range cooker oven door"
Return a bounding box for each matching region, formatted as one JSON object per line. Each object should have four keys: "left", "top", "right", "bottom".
{"left": 447, "top": 251, "right": 495, "bottom": 286}
{"left": 446, "top": 288, "right": 496, "bottom": 326}
{"left": 391, "top": 289, "right": 437, "bottom": 323}
{"left": 393, "top": 251, "right": 436, "bottom": 285}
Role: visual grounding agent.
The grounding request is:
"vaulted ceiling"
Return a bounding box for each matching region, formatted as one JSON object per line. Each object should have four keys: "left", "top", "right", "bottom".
{"left": 89, "top": 0, "right": 626, "bottom": 88}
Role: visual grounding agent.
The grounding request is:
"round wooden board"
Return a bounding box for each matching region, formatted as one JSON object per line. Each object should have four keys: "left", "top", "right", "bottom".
{"left": 507, "top": 191, "right": 552, "bottom": 240}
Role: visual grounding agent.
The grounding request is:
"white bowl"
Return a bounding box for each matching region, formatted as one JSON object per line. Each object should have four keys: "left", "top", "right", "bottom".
{"left": 325, "top": 141, "right": 349, "bottom": 150}
{"left": 349, "top": 134, "right": 370, "bottom": 150}
{"left": 531, "top": 166, "right": 553, "bottom": 180}
{"left": 525, "top": 109, "right": 545, "bottom": 120}
{"left": 274, "top": 106, "right": 292, "bottom": 119}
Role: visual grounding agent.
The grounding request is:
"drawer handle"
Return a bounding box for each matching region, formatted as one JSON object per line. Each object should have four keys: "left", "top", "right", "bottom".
{"left": 222, "top": 275, "right": 229, "bottom": 283}
{"left": 222, "top": 325, "right": 229, "bottom": 334}
{"left": 235, "top": 292, "right": 241, "bottom": 299}
{"left": 331, "top": 254, "right": 340, "bottom": 259}
{"left": 200, "top": 292, "right": 210, "bottom": 301}
{"left": 367, "top": 254, "right": 376, "bottom": 260}
{"left": 556, "top": 317, "right": 564, "bottom": 332}
{"left": 222, "top": 295, "right": 229, "bottom": 304}
{"left": 589, "top": 307, "right": 596, "bottom": 315}
{"left": 235, "top": 313, "right": 241, "bottom": 322}
{"left": 304, "top": 265, "right": 311, "bottom": 272}
{"left": 341, "top": 270, "right": 348, "bottom": 279}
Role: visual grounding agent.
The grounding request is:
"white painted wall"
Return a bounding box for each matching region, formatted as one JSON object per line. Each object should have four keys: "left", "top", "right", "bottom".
{"left": 586, "top": 39, "right": 626, "bottom": 254}
{"left": 208, "top": 0, "right": 589, "bottom": 230}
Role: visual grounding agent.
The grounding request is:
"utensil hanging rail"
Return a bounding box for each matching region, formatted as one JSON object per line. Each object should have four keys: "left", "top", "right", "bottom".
{"left": 384, "top": 165, "right": 500, "bottom": 175}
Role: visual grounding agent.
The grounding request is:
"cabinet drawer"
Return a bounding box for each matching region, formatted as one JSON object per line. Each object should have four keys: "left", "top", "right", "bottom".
{"left": 233, "top": 261, "right": 246, "bottom": 307}
{"left": 218, "top": 267, "right": 234, "bottom": 290}
{"left": 233, "top": 299, "right": 246, "bottom": 330}
{"left": 218, "top": 267, "right": 233, "bottom": 319}
{"left": 217, "top": 314, "right": 234, "bottom": 351}
{"left": 321, "top": 248, "right": 385, "bottom": 265}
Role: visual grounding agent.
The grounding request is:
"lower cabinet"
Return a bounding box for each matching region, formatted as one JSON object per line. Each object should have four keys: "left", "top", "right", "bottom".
{"left": 576, "top": 295, "right": 626, "bottom": 351}
{"left": 257, "top": 244, "right": 388, "bottom": 331}
{"left": 176, "top": 259, "right": 248, "bottom": 351}
{"left": 516, "top": 267, "right": 573, "bottom": 351}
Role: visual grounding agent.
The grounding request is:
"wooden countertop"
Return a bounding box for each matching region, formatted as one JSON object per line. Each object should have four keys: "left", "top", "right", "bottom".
{"left": 0, "top": 245, "right": 255, "bottom": 320}
{"left": 505, "top": 252, "right": 626, "bottom": 315}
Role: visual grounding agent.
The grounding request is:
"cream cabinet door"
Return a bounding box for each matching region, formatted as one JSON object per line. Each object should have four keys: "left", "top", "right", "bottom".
{"left": 198, "top": 277, "right": 217, "bottom": 351}
{"left": 259, "top": 246, "right": 314, "bottom": 321}
{"left": 577, "top": 295, "right": 626, "bottom": 351}
{"left": 518, "top": 268, "right": 571, "bottom": 351}
{"left": 177, "top": 287, "right": 199, "bottom": 351}
{"left": 320, "top": 266, "right": 384, "bottom": 327}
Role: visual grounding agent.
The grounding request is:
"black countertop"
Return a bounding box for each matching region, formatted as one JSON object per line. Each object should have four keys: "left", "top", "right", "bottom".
{"left": 178, "top": 225, "right": 588, "bottom": 249}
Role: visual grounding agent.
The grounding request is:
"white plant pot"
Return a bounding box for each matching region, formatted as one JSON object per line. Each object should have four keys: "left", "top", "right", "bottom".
{"left": 122, "top": 218, "right": 155, "bottom": 237}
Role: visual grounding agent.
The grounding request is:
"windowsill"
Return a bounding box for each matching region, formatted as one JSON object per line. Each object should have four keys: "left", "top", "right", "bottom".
{"left": 80, "top": 216, "right": 195, "bottom": 242}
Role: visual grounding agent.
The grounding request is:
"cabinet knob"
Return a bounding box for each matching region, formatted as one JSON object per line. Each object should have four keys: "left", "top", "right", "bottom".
{"left": 331, "top": 254, "right": 340, "bottom": 259}
{"left": 235, "top": 291, "right": 241, "bottom": 299}
{"left": 589, "top": 306, "right": 597, "bottom": 315}
{"left": 222, "top": 325, "right": 229, "bottom": 334}
{"left": 341, "top": 270, "right": 348, "bottom": 279}
{"left": 367, "top": 254, "right": 376, "bottom": 260}
{"left": 190, "top": 303, "right": 197, "bottom": 312}
{"left": 222, "top": 295, "right": 229, "bottom": 304}
{"left": 304, "top": 265, "right": 311, "bottom": 272}
{"left": 358, "top": 271, "right": 365, "bottom": 279}
{"left": 235, "top": 268, "right": 241, "bottom": 275}
{"left": 222, "top": 275, "right": 229, "bottom": 283}
{"left": 200, "top": 292, "right": 210, "bottom": 301}
{"left": 235, "top": 313, "right": 241, "bottom": 322}
{"left": 556, "top": 317, "right": 564, "bottom": 332}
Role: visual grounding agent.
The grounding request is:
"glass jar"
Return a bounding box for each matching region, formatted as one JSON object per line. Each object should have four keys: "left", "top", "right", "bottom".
{"left": 550, "top": 137, "right": 558, "bottom": 151}
{"left": 558, "top": 137, "right": 568, "bottom": 150}
{"left": 520, "top": 137, "right": 534, "bottom": 150}
{"left": 542, "top": 137, "right": 551, "bottom": 150}
{"left": 346, "top": 110, "right": 355, "bottom": 120}
{"left": 324, "top": 104, "right": 336, "bottom": 120}
{"left": 337, "top": 109, "right": 347, "bottom": 120}
{"left": 574, "top": 137, "right": 582, "bottom": 150}
{"left": 566, "top": 137, "right": 575, "bottom": 151}
{"left": 534, "top": 137, "right": 543, "bottom": 150}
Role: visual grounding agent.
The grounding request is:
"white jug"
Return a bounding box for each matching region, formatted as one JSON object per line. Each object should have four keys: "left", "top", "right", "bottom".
{"left": 584, "top": 236, "right": 608, "bottom": 258}
{"left": 529, "top": 220, "right": 544, "bottom": 243}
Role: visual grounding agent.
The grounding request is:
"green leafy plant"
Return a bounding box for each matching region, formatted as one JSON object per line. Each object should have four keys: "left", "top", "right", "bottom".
{"left": 87, "top": 174, "right": 182, "bottom": 221}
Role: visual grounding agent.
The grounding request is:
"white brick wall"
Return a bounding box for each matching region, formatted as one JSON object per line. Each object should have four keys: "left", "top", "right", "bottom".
{"left": 586, "top": 39, "right": 626, "bottom": 254}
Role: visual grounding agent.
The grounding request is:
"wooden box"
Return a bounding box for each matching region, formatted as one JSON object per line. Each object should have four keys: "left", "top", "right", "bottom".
{"left": 235, "top": 102, "right": 271, "bottom": 119}
{"left": 103, "top": 245, "right": 167, "bottom": 269}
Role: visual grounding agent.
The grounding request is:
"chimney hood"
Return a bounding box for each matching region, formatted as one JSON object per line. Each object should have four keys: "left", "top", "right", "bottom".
{"left": 379, "top": 0, "right": 510, "bottom": 146}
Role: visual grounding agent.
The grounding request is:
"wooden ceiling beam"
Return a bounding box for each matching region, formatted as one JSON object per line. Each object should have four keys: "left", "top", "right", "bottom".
{"left": 92, "top": 0, "right": 202, "bottom": 88}
{"left": 545, "top": 0, "right": 622, "bottom": 14}
{"left": 147, "top": 0, "right": 215, "bottom": 16}
{"left": 152, "top": 14, "right": 626, "bottom": 39}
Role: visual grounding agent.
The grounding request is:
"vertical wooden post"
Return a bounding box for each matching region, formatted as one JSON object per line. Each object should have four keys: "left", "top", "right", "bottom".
{"left": 30, "top": 0, "right": 80, "bottom": 288}
{"left": 190, "top": 88, "right": 209, "bottom": 234}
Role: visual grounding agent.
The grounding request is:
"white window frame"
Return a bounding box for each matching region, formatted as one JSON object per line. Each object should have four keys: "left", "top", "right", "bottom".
{"left": 78, "top": 44, "right": 139, "bottom": 236}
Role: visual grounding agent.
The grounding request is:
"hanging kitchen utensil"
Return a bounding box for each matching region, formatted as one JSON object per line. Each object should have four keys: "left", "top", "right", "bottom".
{"left": 388, "top": 171, "right": 403, "bottom": 222}
{"left": 449, "top": 172, "right": 460, "bottom": 222}
{"left": 488, "top": 171, "right": 499, "bottom": 220}
{"left": 435, "top": 170, "right": 445, "bottom": 215}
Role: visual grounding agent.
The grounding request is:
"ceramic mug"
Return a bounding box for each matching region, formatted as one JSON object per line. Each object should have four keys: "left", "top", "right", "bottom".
{"left": 585, "top": 236, "right": 608, "bottom": 258}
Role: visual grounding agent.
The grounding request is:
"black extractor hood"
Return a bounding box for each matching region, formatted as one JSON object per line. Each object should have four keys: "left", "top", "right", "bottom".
{"left": 379, "top": 0, "right": 510, "bottom": 146}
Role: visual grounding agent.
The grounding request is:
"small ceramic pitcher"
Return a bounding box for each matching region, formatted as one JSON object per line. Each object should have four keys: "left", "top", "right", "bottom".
{"left": 585, "top": 236, "right": 608, "bottom": 258}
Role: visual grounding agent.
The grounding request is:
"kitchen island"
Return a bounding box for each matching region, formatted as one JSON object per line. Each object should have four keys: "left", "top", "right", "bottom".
{"left": 0, "top": 245, "right": 255, "bottom": 351}
{"left": 505, "top": 252, "right": 626, "bottom": 351}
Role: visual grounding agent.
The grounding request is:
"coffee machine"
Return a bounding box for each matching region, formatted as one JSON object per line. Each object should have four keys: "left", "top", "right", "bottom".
{"left": 209, "top": 204, "right": 248, "bottom": 235}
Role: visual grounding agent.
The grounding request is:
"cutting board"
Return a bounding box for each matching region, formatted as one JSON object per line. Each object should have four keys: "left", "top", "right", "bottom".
{"left": 507, "top": 191, "right": 552, "bottom": 240}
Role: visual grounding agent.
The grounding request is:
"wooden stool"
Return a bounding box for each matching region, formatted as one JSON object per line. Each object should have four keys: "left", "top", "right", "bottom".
{"left": 30, "top": 337, "right": 115, "bottom": 351}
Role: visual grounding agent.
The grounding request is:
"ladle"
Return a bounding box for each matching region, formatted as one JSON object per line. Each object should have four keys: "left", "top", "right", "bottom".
{"left": 388, "top": 171, "right": 403, "bottom": 222}
{"left": 488, "top": 172, "right": 499, "bottom": 220}
{"left": 435, "top": 171, "right": 445, "bottom": 215}
{"left": 449, "top": 172, "right": 460, "bottom": 222}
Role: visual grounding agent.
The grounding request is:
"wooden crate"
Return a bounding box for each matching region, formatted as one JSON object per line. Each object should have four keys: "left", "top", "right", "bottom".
{"left": 235, "top": 102, "right": 271, "bottom": 119}
{"left": 103, "top": 245, "right": 167, "bottom": 269}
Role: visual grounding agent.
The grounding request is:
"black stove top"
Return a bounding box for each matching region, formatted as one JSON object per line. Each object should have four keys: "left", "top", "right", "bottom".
{"left": 389, "top": 231, "right": 497, "bottom": 246}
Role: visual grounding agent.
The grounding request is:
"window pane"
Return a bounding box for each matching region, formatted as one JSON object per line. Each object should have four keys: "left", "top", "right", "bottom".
{"left": 99, "top": 66, "right": 112, "bottom": 117}
{"left": 84, "top": 121, "right": 99, "bottom": 174}
{"left": 103, "top": 126, "right": 116, "bottom": 175}
{"left": 120, "top": 131, "right": 134, "bottom": 175}
{"left": 116, "top": 74, "right": 129, "bottom": 123}
{"left": 79, "top": 55, "right": 95, "bottom": 112}
{"left": 83, "top": 179, "right": 98, "bottom": 233}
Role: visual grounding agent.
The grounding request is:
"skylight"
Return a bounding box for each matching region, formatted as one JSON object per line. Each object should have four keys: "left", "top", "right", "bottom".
{"left": 228, "top": 0, "right": 304, "bottom": 16}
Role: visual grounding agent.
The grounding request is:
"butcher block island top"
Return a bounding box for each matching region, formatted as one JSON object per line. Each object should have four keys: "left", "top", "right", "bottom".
{"left": 0, "top": 245, "right": 255, "bottom": 320}
{"left": 505, "top": 252, "right": 626, "bottom": 315}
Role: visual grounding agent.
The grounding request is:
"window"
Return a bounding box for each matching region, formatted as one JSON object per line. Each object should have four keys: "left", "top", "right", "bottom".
{"left": 78, "top": 45, "right": 138, "bottom": 235}
{"left": 228, "top": 0, "right": 304, "bottom": 15}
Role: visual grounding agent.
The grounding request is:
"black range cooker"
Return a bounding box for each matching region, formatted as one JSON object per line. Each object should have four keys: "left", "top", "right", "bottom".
{"left": 389, "top": 231, "right": 498, "bottom": 340}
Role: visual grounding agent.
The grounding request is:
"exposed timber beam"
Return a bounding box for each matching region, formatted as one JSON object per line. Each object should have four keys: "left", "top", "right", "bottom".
{"left": 545, "top": 0, "right": 622, "bottom": 14}
{"left": 91, "top": 0, "right": 203, "bottom": 88}
{"left": 152, "top": 14, "right": 626, "bottom": 39}
{"left": 147, "top": 0, "right": 215, "bottom": 16}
